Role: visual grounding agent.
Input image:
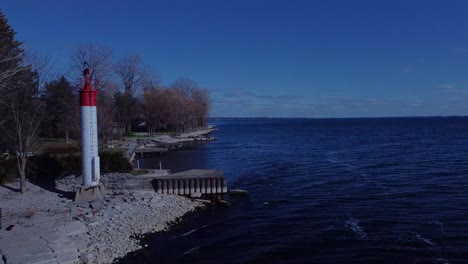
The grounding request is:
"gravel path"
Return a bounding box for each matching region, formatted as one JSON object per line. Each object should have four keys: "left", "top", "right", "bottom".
{"left": 0, "top": 174, "right": 204, "bottom": 263}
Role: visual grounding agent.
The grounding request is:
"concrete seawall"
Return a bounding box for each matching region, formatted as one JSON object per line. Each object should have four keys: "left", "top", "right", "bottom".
{"left": 154, "top": 170, "right": 227, "bottom": 195}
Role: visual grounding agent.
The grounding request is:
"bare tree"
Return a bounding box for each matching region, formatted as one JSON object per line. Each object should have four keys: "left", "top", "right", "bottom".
{"left": 10, "top": 95, "right": 43, "bottom": 193}
{"left": 0, "top": 56, "right": 23, "bottom": 95}
{"left": 113, "top": 54, "right": 149, "bottom": 95}
{"left": 71, "top": 44, "right": 113, "bottom": 88}
{"left": 142, "top": 80, "right": 211, "bottom": 134}
{"left": 0, "top": 11, "right": 51, "bottom": 192}
{"left": 113, "top": 54, "right": 150, "bottom": 134}
{"left": 168, "top": 78, "right": 211, "bottom": 131}
{"left": 25, "top": 51, "right": 60, "bottom": 91}
{"left": 191, "top": 88, "right": 211, "bottom": 127}
{"left": 97, "top": 87, "right": 116, "bottom": 143}
{"left": 71, "top": 44, "right": 115, "bottom": 142}
{"left": 1, "top": 52, "right": 58, "bottom": 192}
{"left": 166, "top": 89, "right": 185, "bottom": 133}
{"left": 1, "top": 65, "right": 44, "bottom": 193}
{"left": 143, "top": 87, "right": 168, "bottom": 135}
{"left": 171, "top": 77, "right": 198, "bottom": 98}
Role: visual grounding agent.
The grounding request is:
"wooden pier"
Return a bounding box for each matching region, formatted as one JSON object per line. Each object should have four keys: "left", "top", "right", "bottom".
{"left": 154, "top": 169, "right": 227, "bottom": 195}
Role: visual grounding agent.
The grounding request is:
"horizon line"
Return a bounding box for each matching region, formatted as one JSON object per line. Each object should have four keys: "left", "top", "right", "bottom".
{"left": 209, "top": 115, "right": 468, "bottom": 119}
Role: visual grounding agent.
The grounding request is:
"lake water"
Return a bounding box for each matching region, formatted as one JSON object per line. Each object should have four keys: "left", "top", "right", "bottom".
{"left": 122, "top": 117, "right": 468, "bottom": 264}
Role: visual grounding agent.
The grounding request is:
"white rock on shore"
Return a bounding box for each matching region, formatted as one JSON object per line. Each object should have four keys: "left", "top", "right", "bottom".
{"left": 151, "top": 127, "right": 217, "bottom": 144}
{"left": 0, "top": 174, "right": 204, "bottom": 264}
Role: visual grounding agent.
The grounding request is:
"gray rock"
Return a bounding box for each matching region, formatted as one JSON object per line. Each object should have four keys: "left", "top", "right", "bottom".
{"left": 89, "top": 202, "right": 104, "bottom": 210}
{"left": 190, "top": 192, "right": 202, "bottom": 198}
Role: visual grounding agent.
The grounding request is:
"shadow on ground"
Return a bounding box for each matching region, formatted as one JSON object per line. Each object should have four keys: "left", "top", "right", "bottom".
{"left": 30, "top": 178, "right": 75, "bottom": 200}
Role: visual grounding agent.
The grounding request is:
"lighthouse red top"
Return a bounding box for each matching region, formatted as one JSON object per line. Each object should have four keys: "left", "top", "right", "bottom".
{"left": 79, "top": 68, "right": 97, "bottom": 106}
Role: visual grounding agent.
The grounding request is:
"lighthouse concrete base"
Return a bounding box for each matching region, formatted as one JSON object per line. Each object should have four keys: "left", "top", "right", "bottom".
{"left": 74, "top": 184, "right": 106, "bottom": 203}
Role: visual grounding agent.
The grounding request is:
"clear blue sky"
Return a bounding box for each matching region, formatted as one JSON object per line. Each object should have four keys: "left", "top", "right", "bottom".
{"left": 2, "top": 0, "right": 468, "bottom": 117}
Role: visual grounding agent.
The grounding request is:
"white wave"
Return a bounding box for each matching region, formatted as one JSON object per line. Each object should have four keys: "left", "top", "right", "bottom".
{"left": 435, "top": 258, "right": 451, "bottom": 264}
{"left": 183, "top": 247, "right": 200, "bottom": 255}
{"left": 345, "top": 217, "right": 367, "bottom": 238}
{"left": 325, "top": 157, "right": 370, "bottom": 179}
{"left": 428, "top": 220, "right": 445, "bottom": 232}
{"left": 169, "top": 225, "right": 208, "bottom": 240}
{"left": 413, "top": 232, "right": 436, "bottom": 247}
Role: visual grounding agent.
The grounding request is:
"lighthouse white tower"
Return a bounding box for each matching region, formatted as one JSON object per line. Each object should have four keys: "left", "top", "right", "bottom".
{"left": 74, "top": 67, "right": 105, "bottom": 202}
{"left": 80, "top": 68, "right": 100, "bottom": 186}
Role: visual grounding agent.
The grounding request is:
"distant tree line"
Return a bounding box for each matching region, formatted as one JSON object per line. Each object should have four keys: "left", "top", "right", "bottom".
{"left": 0, "top": 9, "right": 211, "bottom": 192}
{"left": 40, "top": 46, "right": 211, "bottom": 140}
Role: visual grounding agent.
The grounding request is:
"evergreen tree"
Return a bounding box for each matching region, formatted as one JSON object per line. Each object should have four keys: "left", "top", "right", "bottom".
{"left": 0, "top": 8, "right": 24, "bottom": 90}
{"left": 41, "top": 76, "right": 77, "bottom": 141}
{"left": 0, "top": 9, "right": 22, "bottom": 59}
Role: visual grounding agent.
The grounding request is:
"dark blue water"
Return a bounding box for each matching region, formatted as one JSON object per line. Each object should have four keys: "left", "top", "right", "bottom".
{"left": 127, "top": 117, "right": 468, "bottom": 264}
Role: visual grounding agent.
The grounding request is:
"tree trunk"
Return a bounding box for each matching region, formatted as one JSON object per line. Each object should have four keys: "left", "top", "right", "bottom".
{"left": 65, "top": 130, "right": 69, "bottom": 143}
{"left": 126, "top": 121, "right": 131, "bottom": 135}
{"left": 148, "top": 125, "right": 155, "bottom": 136}
{"left": 126, "top": 99, "right": 131, "bottom": 135}
{"left": 17, "top": 155, "right": 27, "bottom": 193}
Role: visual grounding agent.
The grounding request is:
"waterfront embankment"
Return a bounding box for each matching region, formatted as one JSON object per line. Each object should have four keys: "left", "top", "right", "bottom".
{"left": 116, "top": 126, "right": 217, "bottom": 162}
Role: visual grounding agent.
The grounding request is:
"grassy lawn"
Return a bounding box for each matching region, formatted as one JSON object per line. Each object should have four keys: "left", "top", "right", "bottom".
{"left": 39, "top": 139, "right": 127, "bottom": 155}
{"left": 124, "top": 131, "right": 174, "bottom": 140}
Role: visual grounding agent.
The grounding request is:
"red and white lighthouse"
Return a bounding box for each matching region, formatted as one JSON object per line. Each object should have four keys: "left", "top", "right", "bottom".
{"left": 79, "top": 68, "right": 100, "bottom": 186}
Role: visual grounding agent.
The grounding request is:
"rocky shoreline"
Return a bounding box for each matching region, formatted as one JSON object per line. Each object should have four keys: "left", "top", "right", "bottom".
{"left": 0, "top": 173, "right": 206, "bottom": 264}
{"left": 146, "top": 126, "right": 217, "bottom": 144}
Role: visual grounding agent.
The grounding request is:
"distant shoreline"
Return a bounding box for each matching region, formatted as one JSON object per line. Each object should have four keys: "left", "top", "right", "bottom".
{"left": 209, "top": 115, "right": 468, "bottom": 119}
